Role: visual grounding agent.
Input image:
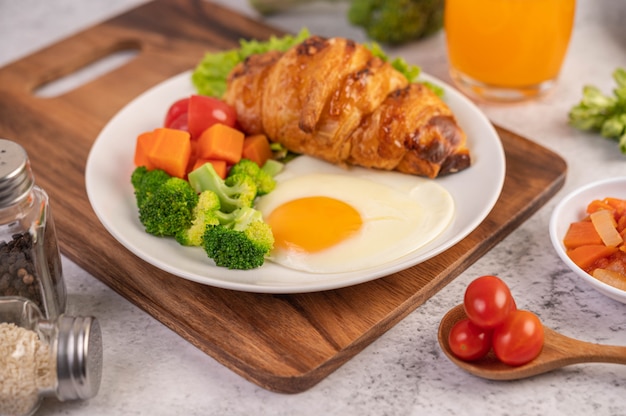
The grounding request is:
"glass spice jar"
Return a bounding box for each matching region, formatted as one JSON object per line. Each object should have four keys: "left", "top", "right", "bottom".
{"left": 0, "top": 297, "right": 103, "bottom": 416}
{"left": 0, "top": 139, "right": 66, "bottom": 319}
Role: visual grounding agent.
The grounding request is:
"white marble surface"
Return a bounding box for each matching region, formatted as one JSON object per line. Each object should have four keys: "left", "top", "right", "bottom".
{"left": 1, "top": 0, "right": 625, "bottom": 415}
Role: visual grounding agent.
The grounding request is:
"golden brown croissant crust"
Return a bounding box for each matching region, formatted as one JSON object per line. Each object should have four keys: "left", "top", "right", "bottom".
{"left": 224, "top": 36, "right": 471, "bottom": 178}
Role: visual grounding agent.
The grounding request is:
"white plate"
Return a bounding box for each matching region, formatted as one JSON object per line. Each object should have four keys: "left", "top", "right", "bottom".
{"left": 549, "top": 177, "right": 626, "bottom": 304}
{"left": 85, "top": 71, "right": 505, "bottom": 293}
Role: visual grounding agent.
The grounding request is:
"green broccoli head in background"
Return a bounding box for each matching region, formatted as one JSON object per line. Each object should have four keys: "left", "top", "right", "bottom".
{"left": 347, "top": 0, "right": 444, "bottom": 45}
{"left": 248, "top": 0, "right": 444, "bottom": 45}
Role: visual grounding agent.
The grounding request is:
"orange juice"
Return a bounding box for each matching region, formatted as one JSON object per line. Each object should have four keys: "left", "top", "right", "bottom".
{"left": 445, "top": 0, "right": 575, "bottom": 100}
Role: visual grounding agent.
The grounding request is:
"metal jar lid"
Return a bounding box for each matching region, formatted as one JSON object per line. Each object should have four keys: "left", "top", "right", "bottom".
{"left": 56, "top": 315, "right": 103, "bottom": 401}
{"left": 0, "top": 139, "right": 35, "bottom": 207}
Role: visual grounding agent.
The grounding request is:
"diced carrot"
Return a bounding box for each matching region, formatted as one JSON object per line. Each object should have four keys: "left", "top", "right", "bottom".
{"left": 185, "top": 139, "right": 199, "bottom": 177}
{"left": 604, "top": 197, "right": 626, "bottom": 227}
{"left": 590, "top": 209, "right": 623, "bottom": 247}
{"left": 192, "top": 158, "right": 228, "bottom": 179}
{"left": 242, "top": 134, "right": 273, "bottom": 167}
{"left": 563, "top": 221, "right": 603, "bottom": 249}
{"left": 567, "top": 245, "right": 618, "bottom": 270}
{"left": 147, "top": 127, "right": 192, "bottom": 178}
{"left": 134, "top": 131, "right": 159, "bottom": 169}
{"left": 196, "top": 123, "right": 244, "bottom": 165}
{"left": 587, "top": 199, "right": 614, "bottom": 214}
{"left": 189, "top": 137, "right": 199, "bottom": 158}
{"left": 603, "top": 197, "right": 626, "bottom": 213}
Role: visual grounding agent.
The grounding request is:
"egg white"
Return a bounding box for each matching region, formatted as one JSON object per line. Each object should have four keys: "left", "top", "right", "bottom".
{"left": 255, "top": 157, "right": 455, "bottom": 274}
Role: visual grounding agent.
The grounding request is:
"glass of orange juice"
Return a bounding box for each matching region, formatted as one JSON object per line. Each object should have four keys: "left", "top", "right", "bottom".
{"left": 445, "top": 0, "right": 576, "bottom": 102}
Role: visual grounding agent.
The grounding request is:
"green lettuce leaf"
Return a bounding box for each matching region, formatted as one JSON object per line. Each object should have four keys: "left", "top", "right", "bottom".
{"left": 191, "top": 29, "right": 311, "bottom": 97}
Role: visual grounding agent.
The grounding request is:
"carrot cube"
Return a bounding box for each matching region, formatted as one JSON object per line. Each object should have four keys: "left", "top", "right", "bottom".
{"left": 134, "top": 131, "right": 159, "bottom": 169}
{"left": 586, "top": 199, "right": 614, "bottom": 214}
{"left": 563, "top": 221, "right": 603, "bottom": 250}
{"left": 567, "top": 245, "right": 618, "bottom": 270}
{"left": 148, "top": 128, "right": 192, "bottom": 178}
{"left": 196, "top": 123, "right": 244, "bottom": 165}
{"left": 242, "top": 134, "right": 273, "bottom": 167}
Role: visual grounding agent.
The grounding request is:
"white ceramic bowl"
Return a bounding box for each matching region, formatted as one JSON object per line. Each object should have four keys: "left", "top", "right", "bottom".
{"left": 549, "top": 177, "right": 626, "bottom": 304}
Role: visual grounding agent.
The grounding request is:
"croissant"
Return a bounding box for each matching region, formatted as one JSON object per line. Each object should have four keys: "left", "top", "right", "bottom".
{"left": 224, "top": 36, "right": 471, "bottom": 178}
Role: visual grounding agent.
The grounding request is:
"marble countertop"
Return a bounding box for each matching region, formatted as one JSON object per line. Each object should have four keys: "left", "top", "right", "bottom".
{"left": 1, "top": 0, "right": 625, "bottom": 415}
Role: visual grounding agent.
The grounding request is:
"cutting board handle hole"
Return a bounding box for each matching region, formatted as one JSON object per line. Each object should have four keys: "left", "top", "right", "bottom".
{"left": 34, "top": 47, "right": 139, "bottom": 98}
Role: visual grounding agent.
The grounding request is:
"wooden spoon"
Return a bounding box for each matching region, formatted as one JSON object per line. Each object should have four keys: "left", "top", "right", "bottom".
{"left": 438, "top": 304, "right": 626, "bottom": 380}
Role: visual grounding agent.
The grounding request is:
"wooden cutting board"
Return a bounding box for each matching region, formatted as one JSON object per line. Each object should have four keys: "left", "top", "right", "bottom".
{"left": 0, "top": 0, "right": 567, "bottom": 393}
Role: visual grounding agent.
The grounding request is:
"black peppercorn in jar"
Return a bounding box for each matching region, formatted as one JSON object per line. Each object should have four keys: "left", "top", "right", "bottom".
{"left": 0, "top": 139, "right": 66, "bottom": 318}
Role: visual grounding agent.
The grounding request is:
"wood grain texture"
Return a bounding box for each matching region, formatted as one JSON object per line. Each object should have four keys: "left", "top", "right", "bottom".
{"left": 0, "top": 0, "right": 567, "bottom": 393}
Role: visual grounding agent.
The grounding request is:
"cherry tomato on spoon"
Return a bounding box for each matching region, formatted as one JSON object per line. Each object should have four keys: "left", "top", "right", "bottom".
{"left": 448, "top": 318, "right": 493, "bottom": 361}
{"left": 492, "top": 309, "right": 544, "bottom": 366}
{"left": 463, "top": 275, "right": 515, "bottom": 329}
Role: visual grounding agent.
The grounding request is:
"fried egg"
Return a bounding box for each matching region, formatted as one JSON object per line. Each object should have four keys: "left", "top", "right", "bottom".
{"left": 255, "top": 157, "right": 455, "bottom": 273}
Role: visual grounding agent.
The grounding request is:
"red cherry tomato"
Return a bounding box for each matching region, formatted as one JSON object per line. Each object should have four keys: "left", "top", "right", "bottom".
{"left": 164, "top": 97, "right": 190, "bottom": 128}
{"left": 187, "top": 94, "right": 237, "bottom": 139}
{"left": 168, "top": 112, "right": 188, "bottom": 132}
{"left": 492, "top": 309, "right": 544, "bottom": 366}
{"left": 463, "top": 275, "right": 515, "bottom": 329}
{"left": 448, "top": 318, "right": 493, "bottom": 361}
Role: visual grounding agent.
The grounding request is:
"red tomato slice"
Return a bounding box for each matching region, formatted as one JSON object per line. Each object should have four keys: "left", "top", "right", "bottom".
{"left": 492, "top": 309, "right": 544, "bottom": 366}
{"left": 164, "top": 97, "right": 190, "bottom": 128}
{"left": 463, "top": 275, "right": 515, "bottom": 329}
{"left": 448, "top": 318, "right": 493, "bottom": 361}
{"left": 187, "top": 94, "right": 237, "bottom": 139}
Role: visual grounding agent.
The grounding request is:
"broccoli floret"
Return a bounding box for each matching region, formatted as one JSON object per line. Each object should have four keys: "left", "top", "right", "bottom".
{"left": 131, "top": 166, "right": 171, "bottom": 207}
{"left": 227, "top": 159, "right": 276, "bottom": 196}
{"left": 133, "top": 172, "right": 199, "bottom": 237}
{"left": 347, "top": 0, "right": 444, "bottom": 45}
{"left": 202, "top": 206, "right": 274, "bottom": 270}
{"left": 131, "top": 166, "right": 274, "bottom": 270}
{"left": 188, "top": 163, "right": 257, "bottom": 213}
{"left": 261, "top": 159, "right": 285, "bottom": 177}
{"left": 175, "top": 191, "right": 221, "bottom": 246}
{"left": 248, "top": 0, "right": 317, "bottom": 15}
{"left": 247, "top": 1, "right": 443, "bottom": 44}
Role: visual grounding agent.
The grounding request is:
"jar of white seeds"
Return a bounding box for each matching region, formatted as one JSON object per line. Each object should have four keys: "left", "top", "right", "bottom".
{"left": 0, "top": 139, "right": 66, "bottom": 319}
{"left": 0, "top": 297, "right": 103, "bottom": 416}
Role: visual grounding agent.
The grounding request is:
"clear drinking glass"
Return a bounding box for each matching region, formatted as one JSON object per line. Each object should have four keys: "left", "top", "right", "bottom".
{"left": 445, "top": 0, "right": 576, "bottom": 102}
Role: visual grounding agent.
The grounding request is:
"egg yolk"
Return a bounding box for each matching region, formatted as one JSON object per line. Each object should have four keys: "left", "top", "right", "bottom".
{"left": 267, "top": 196, "right": 363, "bottom": 253}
